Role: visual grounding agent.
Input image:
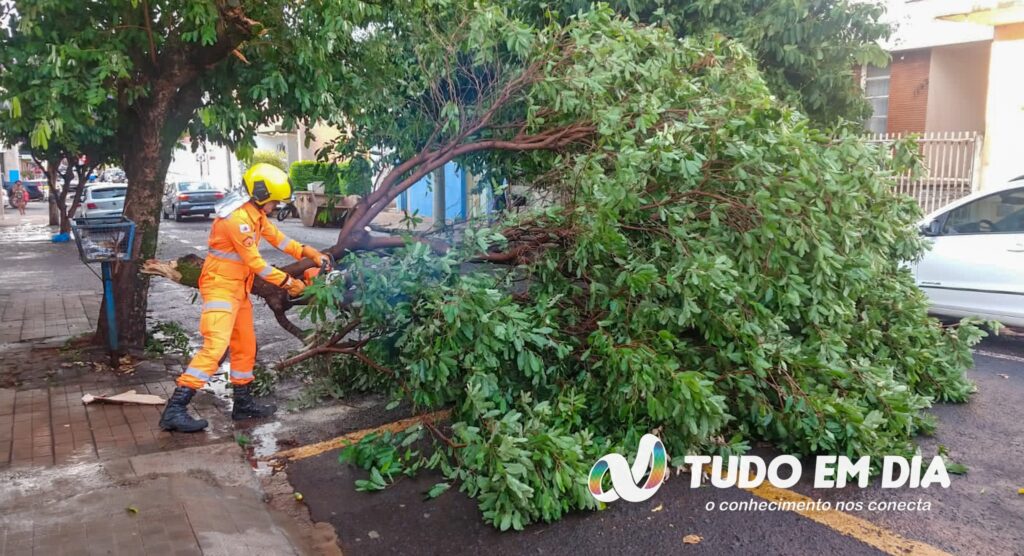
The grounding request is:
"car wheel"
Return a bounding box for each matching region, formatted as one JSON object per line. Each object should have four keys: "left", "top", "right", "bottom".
{"left": 162, "top": 208, "right": 169, "bottom": 220}
{"left": 174, "top": 206, "right": 183, "bottom": 222}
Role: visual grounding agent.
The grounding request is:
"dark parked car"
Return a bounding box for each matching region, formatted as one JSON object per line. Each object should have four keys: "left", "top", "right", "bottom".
{"left": 3, "top": 180, "right": 48, "bottom": 206}
{"left": 162, "top": 181, "right": 224, "bottom": 221}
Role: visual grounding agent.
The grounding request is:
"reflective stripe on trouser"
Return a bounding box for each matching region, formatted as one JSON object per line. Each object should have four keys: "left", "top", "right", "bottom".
{"left": 176, "top": 297, "right": 257, "bottom": 389}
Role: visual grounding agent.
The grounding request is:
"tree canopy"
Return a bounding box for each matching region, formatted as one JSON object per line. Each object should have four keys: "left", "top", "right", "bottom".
{"left": 509, "top": 0, "right": 891, "bottom": 124}
{"left": 0, "top": 0, "right": 405, "bottom": 347}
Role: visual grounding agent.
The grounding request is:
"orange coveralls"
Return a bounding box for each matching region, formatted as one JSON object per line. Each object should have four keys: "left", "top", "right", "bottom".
{"left": 177, "top": 202, "right": 304, "bottom": 390}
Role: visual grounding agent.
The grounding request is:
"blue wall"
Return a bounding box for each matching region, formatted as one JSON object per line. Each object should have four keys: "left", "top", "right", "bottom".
{"left": 397, "top": 161, "right": 466, "bottom": 219}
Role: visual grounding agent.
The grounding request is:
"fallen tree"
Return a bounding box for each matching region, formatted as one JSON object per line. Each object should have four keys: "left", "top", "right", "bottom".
{"left": 146, "top": 6, "right": 983, "bottom": 531}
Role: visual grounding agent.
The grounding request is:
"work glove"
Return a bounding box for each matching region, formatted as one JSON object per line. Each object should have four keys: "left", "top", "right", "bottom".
{"left": 302, "top": 245, "right": 330, "bottom": 268}
{"left": 285, "top": 276, "right": 306, "bottom": 297}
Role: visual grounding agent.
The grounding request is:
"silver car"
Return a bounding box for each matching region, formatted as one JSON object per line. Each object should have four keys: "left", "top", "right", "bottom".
{"left": 77, "top": 183, "right": 127, "bottom": 218}
{"left": 162, "top": 181, "right": 223, "bottom": 221}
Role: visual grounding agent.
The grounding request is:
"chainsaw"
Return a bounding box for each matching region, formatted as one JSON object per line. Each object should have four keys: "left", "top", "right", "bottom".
{"left": 291, "top": 253, "right": 342, "bottom": 301}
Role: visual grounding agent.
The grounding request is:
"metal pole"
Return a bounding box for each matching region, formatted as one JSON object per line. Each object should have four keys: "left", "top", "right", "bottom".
{"left": 101, "top": 261, "right": 118, "bottom": 356}
{"left": 225, "top": 145, "right": 233, "bottom": 189}
{"left": 1, "top": 152, "right": 6, "bottom": 220}
{"left": 432, "top": 167, "right": 446, "bottom": 231}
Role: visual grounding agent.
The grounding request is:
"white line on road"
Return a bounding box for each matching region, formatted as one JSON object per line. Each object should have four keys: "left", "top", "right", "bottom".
{"left": 972, "top": 349, "right": 1024, "bottom": 364}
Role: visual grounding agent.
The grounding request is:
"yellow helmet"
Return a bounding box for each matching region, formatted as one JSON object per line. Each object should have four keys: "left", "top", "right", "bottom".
{"left": 243, "top": 163, "right": 292, "bottom": 205}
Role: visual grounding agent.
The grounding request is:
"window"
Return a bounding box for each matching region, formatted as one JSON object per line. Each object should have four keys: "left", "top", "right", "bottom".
{"left": 178, "top": 182, "right": 214, "bottom": 192}
{"left": 942, "top": 188, "right": 1024, "bottom": 234}
{"left": 864, "top": 64, "right": 890, "bottom": 134}
{"left": 90, "top": 187, "right": 126, "bottom": 200}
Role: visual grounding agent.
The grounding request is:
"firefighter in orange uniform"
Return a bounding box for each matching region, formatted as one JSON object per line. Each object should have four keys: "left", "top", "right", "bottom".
{"left": 160, "top": 163, "right": 329, "bottom": 432}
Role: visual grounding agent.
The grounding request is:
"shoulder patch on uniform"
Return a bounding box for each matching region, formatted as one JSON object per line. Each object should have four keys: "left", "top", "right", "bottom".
{"left": 243, "top": 237, "right": 255, "bottom": 247}
{"left": 239, "top": 223, "right": 252, "bottom": 233}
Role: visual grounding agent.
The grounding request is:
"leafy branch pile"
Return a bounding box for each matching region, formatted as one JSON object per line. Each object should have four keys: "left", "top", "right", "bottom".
{"left": 291, "top": 7, "right": 983, "bottom": 530}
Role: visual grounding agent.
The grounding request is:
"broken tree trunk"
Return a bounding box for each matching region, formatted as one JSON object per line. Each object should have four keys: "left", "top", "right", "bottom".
{"left": 141, "top": 254, "right": 304, "bottom": 338}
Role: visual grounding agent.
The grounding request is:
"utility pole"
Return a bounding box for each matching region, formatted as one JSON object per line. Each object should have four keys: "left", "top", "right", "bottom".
{"left": 432, "top": 166, "right": 445, "bottom": 231}
{"left": 225, "top": 144, "right": 233, "bottom": 189}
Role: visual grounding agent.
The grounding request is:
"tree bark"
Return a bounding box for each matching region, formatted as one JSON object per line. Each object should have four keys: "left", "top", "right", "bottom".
{"left": 62, "top": 165, "right": 94, "bottom": 234}
{"left": 48, "top": 195, "right": 60, "bottom": 226}
{"left": 96, "top": 116, "right": 182, "bottom": 350}
{"left": 53, "top": 163, "right": 78, "bottom": 234}
{"left": 37, "top": 159, "right": 60, "bottom": 226}
{"left": 91, "top": 1, "right": 257, "bottom": 351}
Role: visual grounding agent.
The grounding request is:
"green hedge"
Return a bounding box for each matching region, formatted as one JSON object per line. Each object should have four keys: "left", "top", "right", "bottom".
{"left": 245, "top": 149, "right": 287, "bottom": 172}
{"left": 289, "top": 157, "right": 372, "bottom": 197}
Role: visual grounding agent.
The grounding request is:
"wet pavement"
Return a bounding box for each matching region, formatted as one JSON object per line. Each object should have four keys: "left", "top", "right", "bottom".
{"left": 0, "top": 206, "right": 102, "bottom": 343}
{"left": 0, "top": 204, "right": 339, "bottom": 555}
{"left": 281, "top": 334, "right": 1024, "bottom": 556}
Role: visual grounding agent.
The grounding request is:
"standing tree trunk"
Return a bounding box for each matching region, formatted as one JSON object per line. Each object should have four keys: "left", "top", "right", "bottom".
{"left": 96, "top": 71, "right": 205, "bottom": 350}
{"left": 48, "top": 195, "right": 60, "bottom": 225}
{"left": 90, "top": 2, "right": 260, "bottom": 350}
{"left": 35, "top": 156, "right": 61, "bottom": 225}
{"left": 62, "top": 164, "right": 94, "bottom": 233}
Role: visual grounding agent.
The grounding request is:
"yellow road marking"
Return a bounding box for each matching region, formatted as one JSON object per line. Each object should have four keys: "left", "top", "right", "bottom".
{"left": 747, "top": 481, "right": 951, "bottom": 556}
{"left": 265, "top": 409, "right": 451, "bottom": 462}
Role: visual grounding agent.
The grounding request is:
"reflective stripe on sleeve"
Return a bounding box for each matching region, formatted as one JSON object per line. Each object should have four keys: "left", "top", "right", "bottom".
{"left": 184, "top": 367, "right": 212, "bottom": 382}
{"left": 276, "top": 235, "right": 292, "bottom": 250}
{"left": 202, "top": 301, "right": 233, "bottom": 311}
{"left": 209, "top": 248, "right": 242, "bottom": 262}
{"left": 258, "top": 265, "right": 274, "bottom": 278}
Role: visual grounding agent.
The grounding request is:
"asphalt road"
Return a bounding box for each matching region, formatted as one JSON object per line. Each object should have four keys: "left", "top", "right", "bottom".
{"left": 283, "top": 336, "right": 1024, "bottom": 556}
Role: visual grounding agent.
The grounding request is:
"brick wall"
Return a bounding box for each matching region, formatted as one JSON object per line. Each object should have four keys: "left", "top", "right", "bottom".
{"left": 887, "top": 49, "right": 931, "bottom": 133}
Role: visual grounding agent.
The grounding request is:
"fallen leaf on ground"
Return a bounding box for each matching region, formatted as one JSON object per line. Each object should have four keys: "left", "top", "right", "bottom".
{"left": 945, "top": 461, "right": 968, "bottom": 475}
{"left": 683, "top": 534, "right": 702, "bottom": 545}
{"left": 125, "top": 505, "right": 139, "bottom": 515}
{"left": 651, "top": 504, "right": 663, "bottom": 512}
{"left": 998, "top": 374, "right": 1009, "bottom": 379}
{"left": 82, "top": 390, "right": 165, "bottom": 405}
{"left": 1018, "top": 488, "right": 1024, "bottom": 495}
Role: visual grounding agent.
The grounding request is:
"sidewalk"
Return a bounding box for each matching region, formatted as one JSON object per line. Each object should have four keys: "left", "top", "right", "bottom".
{"left": 1, "top": 443, "right": 307, "bottom": 556}
{"left": 0, "top": 204, "right": 337, "bottom": 555}
{"left": 0, "top": 207, "right": 100, "bottom": 343}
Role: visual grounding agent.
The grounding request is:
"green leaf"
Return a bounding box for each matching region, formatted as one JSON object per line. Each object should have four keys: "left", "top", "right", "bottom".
{"left": 425, "top": 482, "right": 450, "bottom": 499}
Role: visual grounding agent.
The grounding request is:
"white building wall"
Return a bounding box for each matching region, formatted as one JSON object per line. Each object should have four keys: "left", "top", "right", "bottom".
{"left": 1, "top": 144, "right": 19, "bottom": 183}
{"left": 924, "top": 41, "right": 990, "bottom": 132}
{"left": 884, "top": 0, "right": 994, "bottom": 51}
{"left": 167, "top": 142, "right": 242, "bottom": 191}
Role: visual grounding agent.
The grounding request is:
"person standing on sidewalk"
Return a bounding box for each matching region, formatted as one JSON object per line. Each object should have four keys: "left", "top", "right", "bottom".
{"left": 11, "top": 181, "right": 28, "bottom": 216}
{"left": 159, "top": 163, "right": 330, "bottom": 432}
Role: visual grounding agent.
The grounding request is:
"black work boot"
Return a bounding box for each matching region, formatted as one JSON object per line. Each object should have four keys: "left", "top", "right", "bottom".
{"left": 231, "top": 384, "right": 277, "bottom": 420}
{"left": 159, "top": 386, "right": 209, "bottom": 433}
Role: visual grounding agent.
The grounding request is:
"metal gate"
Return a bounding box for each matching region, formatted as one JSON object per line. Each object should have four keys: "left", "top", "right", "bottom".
{"left": 865, "top": 131, "right": 983, "bottom": 214}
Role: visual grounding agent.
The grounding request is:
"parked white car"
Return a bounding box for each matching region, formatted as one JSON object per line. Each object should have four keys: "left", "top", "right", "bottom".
{"left": 77, "top": 183, "right": 127, "bottom": 219}
{"left": 914, "top": 176, "right": 1024, "bottom": 327}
